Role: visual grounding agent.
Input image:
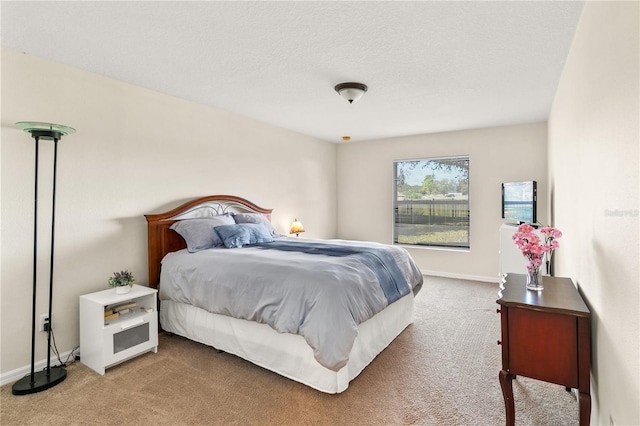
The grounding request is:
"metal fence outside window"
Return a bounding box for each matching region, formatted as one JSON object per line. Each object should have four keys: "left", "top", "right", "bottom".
{"left": 394, "top": 198, "right": 470, "bottom": 248}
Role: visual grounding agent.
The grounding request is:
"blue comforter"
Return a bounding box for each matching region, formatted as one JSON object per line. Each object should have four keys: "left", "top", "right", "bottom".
{"left": 253, "top": 240, "right": 411, "bottom": 305}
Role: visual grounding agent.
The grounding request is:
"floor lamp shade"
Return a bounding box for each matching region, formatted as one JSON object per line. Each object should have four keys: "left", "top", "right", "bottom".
{"left": 12, "top": 122, "right": 75, "bottom": 395}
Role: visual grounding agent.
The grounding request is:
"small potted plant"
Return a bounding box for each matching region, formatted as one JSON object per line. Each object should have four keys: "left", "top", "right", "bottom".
{"left": 108, "top": 270, "right": 136, "bottom": 294}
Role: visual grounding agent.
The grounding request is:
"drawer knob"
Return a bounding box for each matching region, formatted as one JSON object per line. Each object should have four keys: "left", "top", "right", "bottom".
{"left": 496, "top": 308, "right": 502, "bottom": 314}
{"left": 497, "top": 340, "right": 502, "bottom": 345}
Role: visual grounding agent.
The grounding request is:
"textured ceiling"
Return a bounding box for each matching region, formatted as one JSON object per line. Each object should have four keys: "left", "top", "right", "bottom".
{"left": 1, "top": 1, "right": 585, "bottom": 143}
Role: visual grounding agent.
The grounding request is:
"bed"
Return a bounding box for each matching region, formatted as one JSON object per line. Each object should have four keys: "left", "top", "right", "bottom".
{"left": 145, "top": 195, "right": 423, "bottom": 393}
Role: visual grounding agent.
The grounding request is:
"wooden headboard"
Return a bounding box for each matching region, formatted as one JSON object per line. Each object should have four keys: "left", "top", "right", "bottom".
{"left": 144, "top": 195, "right": 273, "bottom": 289}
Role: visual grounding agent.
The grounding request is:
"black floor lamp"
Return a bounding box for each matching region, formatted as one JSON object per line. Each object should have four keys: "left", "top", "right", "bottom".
{"left": 12, "top": 121, "right": 75, "bottom": 395}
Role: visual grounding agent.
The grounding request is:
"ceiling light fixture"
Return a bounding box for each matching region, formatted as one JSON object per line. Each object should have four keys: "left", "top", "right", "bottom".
{"left": 334, "top": 82, "right": 368, "bottom": 104}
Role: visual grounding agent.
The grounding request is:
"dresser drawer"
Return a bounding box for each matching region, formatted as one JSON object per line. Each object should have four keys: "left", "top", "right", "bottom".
{"left": 507, "top": 307, "right": 578, "bottom": 387}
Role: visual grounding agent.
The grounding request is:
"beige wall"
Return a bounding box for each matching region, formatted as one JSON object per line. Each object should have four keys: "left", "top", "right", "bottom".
{"left": 337, "top": 122, "right": 548, "bottom": 281}
{"left": 548, "top": 2, "right": 639, "bottom": 425}
{"left": 0, "top": 48, "right": 337, "bottom": 376}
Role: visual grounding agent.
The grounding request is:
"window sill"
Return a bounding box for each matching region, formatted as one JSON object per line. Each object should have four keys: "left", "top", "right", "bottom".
{"left": 394, "top": 243, "right": 470, "bottom": 253}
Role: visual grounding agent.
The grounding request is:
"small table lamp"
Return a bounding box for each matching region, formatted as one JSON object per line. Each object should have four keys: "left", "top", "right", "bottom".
{"left": 289, "top": 219, "right": 305, "bottom": 237}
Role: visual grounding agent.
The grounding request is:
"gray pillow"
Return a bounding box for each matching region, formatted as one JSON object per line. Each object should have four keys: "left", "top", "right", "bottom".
{"left": 170, "top": 214, "right": 236, "bottom": 252}
{"left": 232, "top": 213, "right": 279, "bottom": 237}
{"left": 214, "top": 223, "right": 274, "bottom": 248}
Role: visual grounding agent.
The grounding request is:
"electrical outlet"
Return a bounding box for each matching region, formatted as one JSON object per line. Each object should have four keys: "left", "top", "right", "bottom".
{"left": 39, "top": 314, "right": 49, "bottom": 332}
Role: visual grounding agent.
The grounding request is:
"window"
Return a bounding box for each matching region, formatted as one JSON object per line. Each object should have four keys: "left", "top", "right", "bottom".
{"left": 393, "top": 156, "right": 470, "bottom": 248}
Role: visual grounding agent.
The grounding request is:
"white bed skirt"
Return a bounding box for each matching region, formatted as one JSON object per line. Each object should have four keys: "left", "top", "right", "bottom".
{"left": 160, "top": 292, "right": 415, "bottom": 393}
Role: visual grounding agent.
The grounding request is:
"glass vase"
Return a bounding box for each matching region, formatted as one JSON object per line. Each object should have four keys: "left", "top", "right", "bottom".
{"left": 526, "top": 266, "right": 544, "bottom": 291}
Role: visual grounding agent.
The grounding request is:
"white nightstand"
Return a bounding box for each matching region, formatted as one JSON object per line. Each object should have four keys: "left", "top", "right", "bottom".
{"left": 79, "top": 284, "right": 158, "bottom": 375}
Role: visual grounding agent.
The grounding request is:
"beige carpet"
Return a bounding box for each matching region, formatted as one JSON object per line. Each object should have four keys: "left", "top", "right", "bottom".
{"left": 1, "top": 277, "right": 579, "bottom": 425}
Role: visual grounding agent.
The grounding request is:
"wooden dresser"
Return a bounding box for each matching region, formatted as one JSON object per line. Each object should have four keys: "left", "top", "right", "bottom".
{"left": 496, "top": 274, "right": 591, "bottom": 425}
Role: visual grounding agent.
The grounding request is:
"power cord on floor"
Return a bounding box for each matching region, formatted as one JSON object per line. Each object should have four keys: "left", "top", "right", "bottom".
{"left": 47, "top": 325, "right": 79, "bottom": 368}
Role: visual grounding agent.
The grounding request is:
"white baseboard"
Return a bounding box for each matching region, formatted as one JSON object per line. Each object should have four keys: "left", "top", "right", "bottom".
{"left": 0, "top": 350, "right": 74, "bottom": 387}
{"left": 421, "top": 270, "right": 499, "bottom": 283}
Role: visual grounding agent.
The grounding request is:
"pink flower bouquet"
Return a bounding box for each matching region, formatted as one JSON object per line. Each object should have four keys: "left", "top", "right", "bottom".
{"left": 512, "top": 223, "right": 562, "bottom": 272}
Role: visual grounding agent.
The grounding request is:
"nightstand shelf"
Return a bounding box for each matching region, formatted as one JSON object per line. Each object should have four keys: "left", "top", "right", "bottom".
{"left": 80, "top": 285, "right": 158, "bottom": 375}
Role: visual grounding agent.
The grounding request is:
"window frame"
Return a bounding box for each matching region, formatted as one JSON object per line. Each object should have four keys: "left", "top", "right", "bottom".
{"left": 393, "top": 155, "right": 470, "bottom": 249}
